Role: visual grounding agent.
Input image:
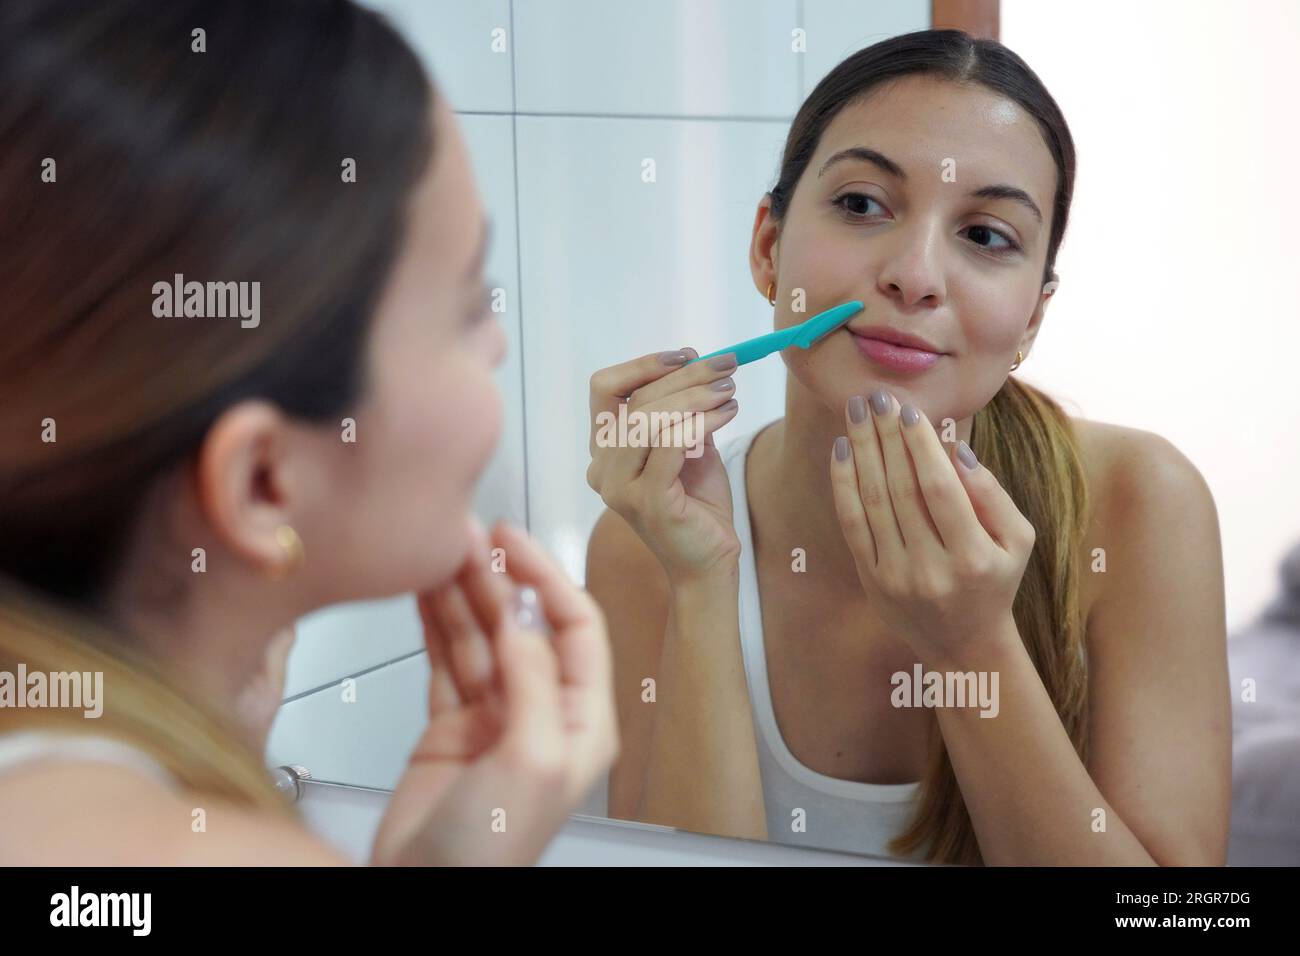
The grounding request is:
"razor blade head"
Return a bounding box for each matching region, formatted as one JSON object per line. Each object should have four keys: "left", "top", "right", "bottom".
{"left": 789, "top": 300, "right": 864, "bottom": 349}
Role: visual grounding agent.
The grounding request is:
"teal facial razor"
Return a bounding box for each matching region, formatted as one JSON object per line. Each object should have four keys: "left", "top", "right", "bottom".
{"left": 687, "top": 300, "right": 864, "bottom": 366}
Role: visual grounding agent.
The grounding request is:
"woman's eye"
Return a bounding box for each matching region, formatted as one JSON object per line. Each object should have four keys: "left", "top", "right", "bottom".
{"left": 962, "top": 224, "right": 1020, "bottom": 255}
{"left": 831, "top": 193, "right": 1021, "bottom": 257}
{"left": 832, "top": 191, "right": 887, "bottom": 220}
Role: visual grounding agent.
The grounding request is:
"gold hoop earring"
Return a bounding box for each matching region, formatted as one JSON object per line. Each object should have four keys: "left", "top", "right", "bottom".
{"left": 1009, "top": 350, "right": 1023, "bottom": 372}
{"left": 765, "top": 281, "right": 776, "bottom": 307}
{"left": 269, "top": 525, "right": 304, "bottom": 579}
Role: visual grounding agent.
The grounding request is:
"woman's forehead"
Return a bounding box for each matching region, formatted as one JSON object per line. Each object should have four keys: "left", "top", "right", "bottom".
{"left": 814, "top": 76, "right": 1056, "bottom": 190}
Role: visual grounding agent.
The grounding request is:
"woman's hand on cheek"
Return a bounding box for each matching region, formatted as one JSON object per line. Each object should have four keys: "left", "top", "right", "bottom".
{"left": 373, "top": 516, "right": 617, "bottom": 866}
{"left": 830, "top": 390, "right": 1036, "bottom": 669}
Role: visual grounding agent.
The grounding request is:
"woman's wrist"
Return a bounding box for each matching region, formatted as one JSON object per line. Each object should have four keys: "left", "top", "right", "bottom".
{"left": 667, "top": 562, "right": 740, "bottom": 600}
{"left": 918, "top": 613, "right": 1022, "bottom": 673}
{"left": 664, "top": 568, "right": 740, "bottom": 654}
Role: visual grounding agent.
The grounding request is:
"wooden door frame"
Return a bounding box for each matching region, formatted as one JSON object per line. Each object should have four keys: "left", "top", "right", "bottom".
{"left": 932, "top": 0, "right": 999, "bottom": 39}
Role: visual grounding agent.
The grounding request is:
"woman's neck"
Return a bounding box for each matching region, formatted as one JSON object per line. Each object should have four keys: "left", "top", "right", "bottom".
{"left": 98, "top": 469, "right": 306, "bottom": 743}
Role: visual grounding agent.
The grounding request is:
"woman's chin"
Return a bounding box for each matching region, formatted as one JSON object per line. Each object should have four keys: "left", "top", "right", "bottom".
{"left": 403, "top": 512, "right": 477, "bottom": 594}
{"left": 438, "top": 512, "right": 476, "bottom": 577}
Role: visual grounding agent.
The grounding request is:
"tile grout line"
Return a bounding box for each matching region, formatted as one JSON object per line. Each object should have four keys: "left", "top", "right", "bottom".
{"left": 509, "top": 0, "right": 532, "bottom": 534}
{"left": 281, "top": 646, "right": 427, "bottom": 705}
{"left": 796, "top": 0, "right": 805, "bottom": 101}
{"left": 458, "top": 109, "right": 795, "bottom": 123}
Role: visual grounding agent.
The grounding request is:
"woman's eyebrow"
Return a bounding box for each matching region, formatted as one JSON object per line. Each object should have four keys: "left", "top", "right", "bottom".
{"left": 818, "top": 146, "right": 905, "bottom": 181}
{"left": 818, "top": 146, "right": 1043, "bottom": 223}
{"left": 969, "top": 183, "right": 1043, "bottom": 224}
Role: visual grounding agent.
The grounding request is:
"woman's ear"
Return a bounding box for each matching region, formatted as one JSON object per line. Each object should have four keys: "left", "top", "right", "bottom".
{"left": 748, "top": 193, "right": 780, "bottom": 300}
{"left": 194, "top": 399, "right": 301, "bottom": 574}
{"left": 1017, "top": 274, "right": 1059, "bottom": 358}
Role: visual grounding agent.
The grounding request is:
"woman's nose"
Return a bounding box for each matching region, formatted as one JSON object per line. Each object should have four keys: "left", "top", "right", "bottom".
{"left": 875, "top": 222, "right": 947, "bottom": 308}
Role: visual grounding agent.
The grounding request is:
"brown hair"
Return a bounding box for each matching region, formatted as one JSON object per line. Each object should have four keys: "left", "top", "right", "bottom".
{"left": 0, "top": 0, "right": 435, "bottom": 809}
{"left": 767, "top": 29, "right": 1090, "bottom": 865}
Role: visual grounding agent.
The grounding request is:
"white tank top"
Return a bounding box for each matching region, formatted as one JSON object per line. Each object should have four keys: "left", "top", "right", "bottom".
{"left": 721, "top": 420, "right": 930, "bottom": 862}
{"left": 0, "top": 730, "right": 176, "bottom": 790}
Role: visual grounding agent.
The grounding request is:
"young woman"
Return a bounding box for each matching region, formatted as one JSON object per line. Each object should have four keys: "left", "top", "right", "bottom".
{"left": 585, "top": 30, "right": 1230, "bottom": 865}
{"left": 0, "top": 0, "right": 617, "bottom": 865}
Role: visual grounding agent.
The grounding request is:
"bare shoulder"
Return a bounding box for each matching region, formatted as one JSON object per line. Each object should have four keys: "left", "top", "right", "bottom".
{"left": 0, "top": 760, "right": 349, "bottom": 865}
{"left": 1064, "top": 420, "right": 1230, "bottom": 864}
{"left": 1068, "top": 416, "right": 1223, "bottom": 630}
{"left": 1069, "top": 416, "right": 1215, "bottom": 517}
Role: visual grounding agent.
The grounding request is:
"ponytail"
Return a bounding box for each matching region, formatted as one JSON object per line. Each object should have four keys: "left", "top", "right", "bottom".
{"left": 887, "top": 377, "right": 1091, "bottom": 865}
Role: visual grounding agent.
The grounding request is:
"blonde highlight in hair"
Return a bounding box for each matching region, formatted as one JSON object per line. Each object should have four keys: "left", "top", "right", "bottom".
{"left": 885, "top": 376, "right": 1091, "bottom": 864}
{"left": 0, "top": 577, "right": 295, "bottom": 817}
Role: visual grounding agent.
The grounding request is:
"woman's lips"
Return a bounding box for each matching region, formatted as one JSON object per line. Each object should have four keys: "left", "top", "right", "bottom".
{"left": 851, "top": 332, "right": 943, "bottom": 373}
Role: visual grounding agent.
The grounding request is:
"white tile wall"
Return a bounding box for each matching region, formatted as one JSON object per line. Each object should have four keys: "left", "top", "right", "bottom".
{"left": 279, "top": 594, "right": 421, "bottom": 701}
{"left": 514, "top": 112, "right": 793, "bottom": 582}
{"left": 271, "top": 652, "right": 427, "bottom": 788}
{"left": 358, "top": 0, "right": 514, "bottom": 112}
{"left": 271, "top": 1, "right": 930, "bottom": 860}
{"left": 514, "top": 0, "right": 800, "bottom": 117}
{"left": 801, "top": 0, "right": 929, "bottom": 99}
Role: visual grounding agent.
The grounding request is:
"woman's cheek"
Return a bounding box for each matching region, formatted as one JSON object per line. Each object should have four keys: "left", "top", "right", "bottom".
{"left": 779, "top": 334, "right": 860, "bottom": 413}
{"left": 470, "top": 323, "right": 507, "bottom": 455}
{"left": 960, "top": 280, "right": 1037, "bottom": 350}
{"left": 471, "top": 370, "right": 504, "bottom": 472}
{"left": 439, "top": 342, "right": 505, "bottom": 482}
{"left": 486, "top": 312, "right": 509, "bottom": 367}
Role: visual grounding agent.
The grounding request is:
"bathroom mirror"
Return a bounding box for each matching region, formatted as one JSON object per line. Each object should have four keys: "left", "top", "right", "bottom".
{"left": 267, "top": 0, "right": 1300, "bottom": 866}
